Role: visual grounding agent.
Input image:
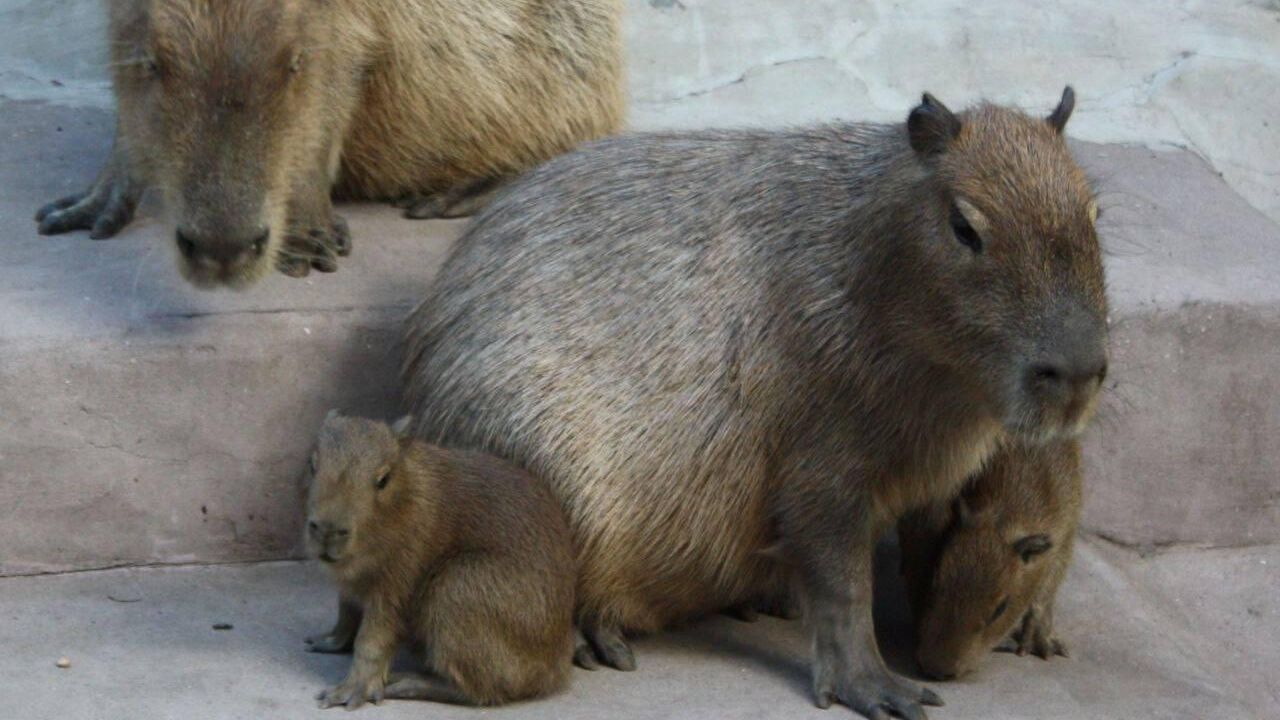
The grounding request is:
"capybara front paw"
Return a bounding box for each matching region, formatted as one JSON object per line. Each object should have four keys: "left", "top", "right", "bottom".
{"left": 35, "top": 183, "right": 138, "bottom": 239}
{"left": 317, "top": 676, "right": 384, "bottom": 710}
{"left": 999, "top": 613, "right": 1069, "bottom": 660}
{"left": 580, "top": 624, "right": 636, "bottom": 671}
{"left": 813, "top": 669, "right": 943, "bottom": 720}
{"left": 277, "top": 215, "right": 351, "bottom": 277}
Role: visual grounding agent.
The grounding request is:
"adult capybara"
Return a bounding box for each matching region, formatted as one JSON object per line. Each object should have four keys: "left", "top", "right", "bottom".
{"left": 403, "top": 88, "right": 1107, "bottom": 719}
{"left": 899, "top": 439, "right": 1081, "bottom": 681}
{"left": 304, "top": 412, "right": 575, "bottom": 709}
{"left": 35, "top": 0, "right": 624, "bottom": 287}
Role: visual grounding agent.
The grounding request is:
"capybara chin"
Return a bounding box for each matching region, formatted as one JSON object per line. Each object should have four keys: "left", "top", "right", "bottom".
{"left": 899, "top": 438, "right": 1082, "bottom": 681}
{"left": 403, "top": 87, "right": 1107, "bottom": 719}
{"left": 35, "top": 0, "right": 624, "bottom": 288}
{"left": 303, "top": 411, "right": 575, "bottom": 709}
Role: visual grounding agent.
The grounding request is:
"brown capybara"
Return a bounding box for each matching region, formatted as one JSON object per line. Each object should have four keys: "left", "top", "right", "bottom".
{"left": 303, "top": 411, "right": 575, "bottom": 709}
{"left": 35, "top": 0, "right": 624, "bottom": 287}
{"left": 898, "top": 439, "right": 1081, "bottom": 681}
{"left": 402, "top": 88, "right": 1107, "bottom": 719}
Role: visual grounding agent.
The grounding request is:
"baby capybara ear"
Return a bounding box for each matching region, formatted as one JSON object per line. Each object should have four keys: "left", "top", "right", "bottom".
{"left": 1046, "top": 86, "right": 1076, "bottom": 134}
{"left": 907, "top": 92, "right": 962, "bottom": 156}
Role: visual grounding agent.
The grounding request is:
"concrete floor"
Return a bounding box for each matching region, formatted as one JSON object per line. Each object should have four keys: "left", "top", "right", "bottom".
{"left": 2, "top": 539, "right": 1275, "bottom": 720}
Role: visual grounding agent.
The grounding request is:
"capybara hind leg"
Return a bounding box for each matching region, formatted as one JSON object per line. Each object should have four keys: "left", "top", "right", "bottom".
{"left": 400, "top": 177, "right": 498, "bottom": 220}
{"left": 383, "top": 672, "right": 472, "bottom": 705}
{"left": 439, "top": 183, "right": 501, "bottom": 218}
{"left": 580, "top": 621, "right": 636, "bottom": 671}
{"left": 573, "top": 628, "right": 600, "bottom": 670}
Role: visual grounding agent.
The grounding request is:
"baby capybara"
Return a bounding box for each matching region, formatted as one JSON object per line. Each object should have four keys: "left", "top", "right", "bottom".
{"left": 303, "top": 412, "right": 575, "bottom": 709}
{"left": 899, "top": 439, "right": 1081, "bottom": 680}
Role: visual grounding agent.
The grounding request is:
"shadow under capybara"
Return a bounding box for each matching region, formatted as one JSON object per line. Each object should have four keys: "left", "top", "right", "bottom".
{"left": 35, "top": 0, "right": 624, "bottom": 287}
{"left": 303, "top": 412, "right": 575, "bottom": 709}
{"left": 898, "top": 438, "right": 1082, "bottom": 681}
{"left": 402, "top": 87, "right": 1108, "bottom": 720}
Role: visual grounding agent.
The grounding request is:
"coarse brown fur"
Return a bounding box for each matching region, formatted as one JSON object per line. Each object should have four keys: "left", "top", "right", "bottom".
{"left": 898, "top": 439, "right": 1081, "bottom": 680}
{"left": 402, "top": 88, "right": 1107, "bottom": 719}
{"left": 303, "top": 411, "right": 575, "bottom": 709}
{"left": 35, "top": 0, "right": 624, "bottom": 287}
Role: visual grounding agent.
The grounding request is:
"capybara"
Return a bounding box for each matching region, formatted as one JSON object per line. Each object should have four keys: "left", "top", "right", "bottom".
{"left": 402, "top": 87, "right": 1107, "bottom": 719}
{"left": 303, "top": 411, "right": 575, "bottom": 708}
{"left": 899, "top": 439, "right": 1081, "bottom": 680}
{"left": 35, "top": 0, "right": 624, "bottom": 287}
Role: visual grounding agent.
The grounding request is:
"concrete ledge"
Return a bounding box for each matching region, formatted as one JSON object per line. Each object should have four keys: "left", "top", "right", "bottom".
{"left": 1, "top": 99, "right": 1278, "bottom": 574}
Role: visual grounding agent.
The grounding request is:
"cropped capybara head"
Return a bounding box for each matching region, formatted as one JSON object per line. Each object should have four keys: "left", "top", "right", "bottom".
{"left": 304, "top": 411, "right": 420, "bottom": 579}
{"left": 911, "top": 493, "right": 1056, "bottom": 680}
{"left": 905, "top": 439, "right": 1081, "bottom": 680}
{"left": 112, "top": 0, "right": 324, "bottom": 286}
{"left": 903, "top": 87, "right": 1107, "bottom": 444}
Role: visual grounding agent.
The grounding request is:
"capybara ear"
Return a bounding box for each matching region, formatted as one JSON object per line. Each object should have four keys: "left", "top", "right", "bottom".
{"left": 390, "top": 415, "right": 414, "bottom": 438}
{"left": 907, "top": 92, "right": 962, "bottom": 156}
{"left": 1013, "top": 534, "right": 1053, "bottom": 562}
{"left": 1046, "top": 86, "right": 1075, "bottom": 134}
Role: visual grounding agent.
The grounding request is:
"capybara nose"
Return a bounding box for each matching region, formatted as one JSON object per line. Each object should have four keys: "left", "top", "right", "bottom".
{"left": 175, "top": 227, "right": 269, "bottom": 267}
{"left": 1028, "top": 302, "right": 1108, "bottom": 392}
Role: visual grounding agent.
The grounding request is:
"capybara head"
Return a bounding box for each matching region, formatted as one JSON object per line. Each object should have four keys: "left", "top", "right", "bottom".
{"left": 111, "top": 0, "right": 326, "bottom": 287}
{"left": 910, "top": 491, "right": 1057, "bottom": 680}
{"left": 900, "top": 87, "right": 1107, "bottom": 444}
{"left": 304, "top": 412, "right": 419, "bottom": 579}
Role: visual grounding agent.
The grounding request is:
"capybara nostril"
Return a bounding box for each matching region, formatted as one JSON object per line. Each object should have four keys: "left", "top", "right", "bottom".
{"left": 175, "top": 229, "right": 197, "bottom": 260}
{"left": 1031, "top": 363, "right": 1063, "bottom": 385}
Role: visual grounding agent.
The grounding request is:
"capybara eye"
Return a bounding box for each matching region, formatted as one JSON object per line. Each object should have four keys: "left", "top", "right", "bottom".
{"left": 375, "top": 470, "right": 391, "bottom": 490}
{"left": 950, "top": 204, "right": 982, "bottom": 253}
{"left": 289, "top": 51, "right": 304, "bottom": 73}
{"left": 989, "top": 598, "right": 1008, "bottom": 624}
{"left": 308, "top": 455, "right": 317, "bottom": 475}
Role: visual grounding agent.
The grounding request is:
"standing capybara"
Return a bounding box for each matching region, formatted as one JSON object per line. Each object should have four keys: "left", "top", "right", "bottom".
{"left": 898, "top": 439, "right": 1082, "bottom": 680}
{"left": 403, "top": 88, "right": 1107, "bottom": 719}
{"left": 35, "top": 0, "right": 624, "bottom": 287}
{"left": 303, "top": 411, "right": 575, "bottom": 709}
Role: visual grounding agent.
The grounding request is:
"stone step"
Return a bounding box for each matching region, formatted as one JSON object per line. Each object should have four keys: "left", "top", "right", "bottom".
{"left": 2, "top": 99, "right": 1278, "bottom": 575}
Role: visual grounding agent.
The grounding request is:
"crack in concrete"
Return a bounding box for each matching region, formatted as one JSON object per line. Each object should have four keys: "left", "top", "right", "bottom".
{"left": 643, "top": 55, "right": 835, "bottom": 104}
{"left": 0, "top": 557, "right": 308, "bottom": 580}
{"left": 147, "top": 303, "right": 412, "bottom": 321}
{"left": 1085, "top": 529, "right": 1270, "bottom": 558}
